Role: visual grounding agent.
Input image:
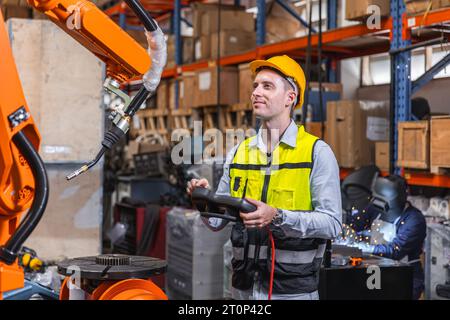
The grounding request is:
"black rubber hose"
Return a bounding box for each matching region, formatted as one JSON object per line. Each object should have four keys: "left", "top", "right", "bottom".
{"left": 0, "top": 131, "right": 49, "bottom": 265}
{"left": 124, "top": 86, "right": 151, "bottom": 117}
{"left": 123, "top": 0, "right": 158, "bottom": 32}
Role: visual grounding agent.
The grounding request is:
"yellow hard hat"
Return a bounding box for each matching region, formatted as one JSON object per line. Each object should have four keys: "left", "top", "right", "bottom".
{"left": 249, "top": 55, "right": 306, "bottom": 109}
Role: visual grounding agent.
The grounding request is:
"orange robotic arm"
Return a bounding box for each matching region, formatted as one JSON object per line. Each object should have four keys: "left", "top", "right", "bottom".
{"left": 27, "top": 0, "right": 152, "bottom": 83}
{"left": 28, "top": 0, "right": 165, "bottom": 181}
{"left": 0, "top": 1, "right": 163, "bottom": 297}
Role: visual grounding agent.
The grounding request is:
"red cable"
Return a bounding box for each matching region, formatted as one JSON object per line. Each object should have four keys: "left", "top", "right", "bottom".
{"left": 267, "top": 227, "right": 275, "bottom": 300}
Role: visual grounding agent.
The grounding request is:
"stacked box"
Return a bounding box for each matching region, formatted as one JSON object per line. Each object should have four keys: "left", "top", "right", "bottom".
{"left": 191, "top": 3, "right": 255, "bottom": 61}
{"left": 430, "top": 116, "right": 450, "bottom": 172}
{"left": 166, "top": 35, "right": 195, "bottom": 68}
{"left": 238, "top": 63, "right": 253, "bottom": 104}
{"left": 326, "top": 100, "right": 389, "bottom": 168}
{"left": 179, "top": 72, "right": 196, "bottom": 110}
{"left": 345, "top": 0, "right": 390, "bottom": 21}
{"left": 266, "top": 0, "right": 306, "bottom": 43}
{"left": 375, "top": 141, "right": 390, "bottom": 172}
{"left": 192, "top": 66, "right": 239, "bottom": 107}
{"left": 397, "top": 121, "right": 429, "bottom": 169}
{"left": 405, "top": 0, "right": 433, "bottom": 15}
{"left": 210, "top": 31, "right": 256, "bottom": 59}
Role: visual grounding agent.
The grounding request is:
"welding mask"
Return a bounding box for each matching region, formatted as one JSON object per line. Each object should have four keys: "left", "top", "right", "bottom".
{"left": 370, "top": 175, "right": 408, "bottom": 223}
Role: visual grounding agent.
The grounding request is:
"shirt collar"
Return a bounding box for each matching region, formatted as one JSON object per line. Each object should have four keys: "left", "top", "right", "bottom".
{"left": 248, "top": 119, "right": 298, "bottom": 152}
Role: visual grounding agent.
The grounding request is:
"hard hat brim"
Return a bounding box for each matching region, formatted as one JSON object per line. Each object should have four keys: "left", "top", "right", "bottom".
{"left": 249, "top": 60, "right": 285, "bottom": 77}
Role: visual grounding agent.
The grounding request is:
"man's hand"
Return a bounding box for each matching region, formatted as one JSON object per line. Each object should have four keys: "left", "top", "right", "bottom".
{"left": 240, "top": 198, "right": 277, "bottom": 229}
{"left": 186, "top": 178, "right": 210, "bottom": 196}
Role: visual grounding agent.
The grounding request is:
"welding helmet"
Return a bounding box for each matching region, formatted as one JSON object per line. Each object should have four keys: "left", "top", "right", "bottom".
{"left": 370, "top": 175, "right": 408, "bottom": 223}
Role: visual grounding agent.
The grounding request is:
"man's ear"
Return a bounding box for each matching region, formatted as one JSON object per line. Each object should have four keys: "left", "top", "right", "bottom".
{"left": 285, "top": 91, "right": 297, "bottom": 108}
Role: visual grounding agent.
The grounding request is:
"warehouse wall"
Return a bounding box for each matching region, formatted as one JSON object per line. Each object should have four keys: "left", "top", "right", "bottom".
{"left": 24, "top": 165, "right": 103, "bottom": 260}
{"left": 8, "top": 18, "right": 104, "bottom": 260}
{"left": 356, "top": 77, "right": 450, "bottom": 114}
{"left": 341, "top": 58, "right": 361, "bottom": 100}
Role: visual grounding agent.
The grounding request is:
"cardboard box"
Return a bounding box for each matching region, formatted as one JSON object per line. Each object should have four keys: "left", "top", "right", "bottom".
{"left": 210, "top": 31, "right": 256, "bottom": 59}
{"left": 193, "top": 66, "right": 239, "bottom": 107}
{"left": 430, "top": 116, "right": 450, "bottom": 171}
{"left": 326, "top": 100, "right": 389, "bottom": 168}
{"left": 168, "top": 79, "right": 176, "bottom": 110}
{"left": 375, "top": 141, "right": 390, "bottom": 172}
{"left": 1, "top": 0, "right": 33, "bottom": 6}
{"left": 405, "top": 0, "right": 433, "bottom": 15}
{"left": 305, "top": 122, "right": 327, "bottom": 140}
{"left": 157, "top": 80, "right": 169, "bottom": 109}
{"left": 166, "top": 35, "right": 176, "bottom": 69}
{"left": 345, "top": 0, "right": 390, "bottom": 21}
{"left": 200, "top": 10, "right": 254, "bottom": 36}
{"left": 183, "top": 37, "right": 195, "bottom": 65}
{"left": 194, "top": 35, "right": 211, "bottom": 61}
{"left": 238, "top": 63, "right": 253, "bottom": 104}
{"left": 2, "top": 4, "right": 32, "bottom": 19}
{"left": 191, "top": 3, "right": 249, "bottom": 37}
{"left": 397, "top": 121, "right": 429, "bottom": 169}
{"left": 166, "top": 35, "right": 195, "bottom": 67}
{"left": 179, "top": 72, "right": 196, "bottom": 109}
{"left": 434, "top": 0, "right": 450, "bottom": 9}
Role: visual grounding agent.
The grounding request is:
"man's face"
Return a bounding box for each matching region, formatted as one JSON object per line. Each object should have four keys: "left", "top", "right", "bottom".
{"left": 251, "top": 69, "right": 295, "bottom": 121}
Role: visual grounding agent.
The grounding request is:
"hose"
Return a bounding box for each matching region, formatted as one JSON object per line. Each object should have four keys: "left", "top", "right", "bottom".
{"left": 0, "top": 130, "right": 49, "bottom": 265}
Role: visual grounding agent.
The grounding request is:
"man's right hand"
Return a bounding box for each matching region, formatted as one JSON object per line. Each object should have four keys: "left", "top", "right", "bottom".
{"left": 186, "top": 178, "right": 210, "bottom": 196}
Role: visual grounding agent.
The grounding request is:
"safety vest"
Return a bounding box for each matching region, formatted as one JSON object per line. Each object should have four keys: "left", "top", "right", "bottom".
{"left": 229, "top": 125, "right": 326, "bottom": 294}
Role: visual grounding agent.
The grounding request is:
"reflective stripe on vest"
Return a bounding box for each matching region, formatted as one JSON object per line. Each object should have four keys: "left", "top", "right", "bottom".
{"left": 233, "top": 243, "right": 327, "bottom": 264}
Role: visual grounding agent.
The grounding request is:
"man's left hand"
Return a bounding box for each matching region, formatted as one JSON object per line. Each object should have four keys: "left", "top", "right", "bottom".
{"left": 240, "top": 198, "right": 277, "bottom": 229}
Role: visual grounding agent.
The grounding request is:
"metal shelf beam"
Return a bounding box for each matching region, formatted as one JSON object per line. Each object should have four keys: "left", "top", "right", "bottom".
{"left": 412, "top": 52, "right": 450, "bottom": 94}
{"left": 390, "top": 0, "right": 412, "bottom": 176}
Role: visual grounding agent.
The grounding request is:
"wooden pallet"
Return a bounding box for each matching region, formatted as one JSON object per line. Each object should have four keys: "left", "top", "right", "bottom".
{"left": 169, "top": 108, "right": 192, "bottom": 131}
{"left": 225, "top": 103, "right": 255, "bottom": 131}
{"left": 190, "top": 105, "right": 230, "bottom": 132}
{"left": 135, "top": 108, "right": 169, "bottom": 144}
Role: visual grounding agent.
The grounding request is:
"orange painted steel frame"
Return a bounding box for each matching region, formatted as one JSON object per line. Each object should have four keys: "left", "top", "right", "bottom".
{"left": 0, "top": 10, "right": 38, "bottom": 299}
{"left": 0, "top": 2, "right": 165, "bottom": 299}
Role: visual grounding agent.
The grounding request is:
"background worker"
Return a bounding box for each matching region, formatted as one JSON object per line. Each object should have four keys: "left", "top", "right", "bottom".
{"left": 348, "top": 175, "right": 427, "bottom": 300}
{"left": 187, "top": 55, "right": 342, "bottom": 300}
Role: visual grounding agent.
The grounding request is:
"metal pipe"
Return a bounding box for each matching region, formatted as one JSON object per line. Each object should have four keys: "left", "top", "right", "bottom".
{"left": 389, "top": 36, "right": 446, "bottom": 55}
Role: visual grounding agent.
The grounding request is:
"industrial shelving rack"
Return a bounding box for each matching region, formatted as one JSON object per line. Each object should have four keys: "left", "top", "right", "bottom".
{"left": 102, "top": 0, "right": 450, "bottom": 189}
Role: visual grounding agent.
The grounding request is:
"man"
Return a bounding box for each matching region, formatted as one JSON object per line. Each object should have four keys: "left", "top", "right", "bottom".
{"left": 348, "top": 175, "right": 427, "bottom": 300}
{"left": 187, "top": 55, "right": 342, "bottom": 300}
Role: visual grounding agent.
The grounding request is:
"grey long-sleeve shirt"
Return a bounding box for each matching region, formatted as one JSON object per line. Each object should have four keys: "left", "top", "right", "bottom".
{"left": 205, "top": 120, "right": 343, "bottom": 299}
